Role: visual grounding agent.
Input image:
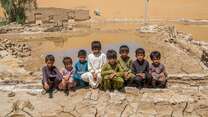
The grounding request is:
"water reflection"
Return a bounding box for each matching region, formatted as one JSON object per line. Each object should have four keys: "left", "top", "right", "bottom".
{"left": 47, "top": 42, "right": 141, "bottom": 68}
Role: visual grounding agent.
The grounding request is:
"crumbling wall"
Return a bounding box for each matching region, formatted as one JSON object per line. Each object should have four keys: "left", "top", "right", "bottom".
{"left": 26, "top": 8, "right": 91, "bottom": 23}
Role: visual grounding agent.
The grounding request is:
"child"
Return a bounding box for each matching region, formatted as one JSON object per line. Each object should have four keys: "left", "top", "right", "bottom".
{"left": 118, "top": 45, "right": 135, "bottom": 86}
{"left": 101, "top": 50, "right": 124, "bottom": 91}
{"left": 149, "top": 51, "right": 168, "bottom": 88}
{"left": 130, "top": 48, "right": 151, "bottom": 89}
{"left": 81, "top": 41, "right": 106, "bottom": 89}
{"left": 60, "top": 57, "right": 75, "bottom": 95}
{"left": 42, "top": 54, "right": 63, "bottom": 97}
{"left": 73, "top": 50, "right": 88, "bottom": 88}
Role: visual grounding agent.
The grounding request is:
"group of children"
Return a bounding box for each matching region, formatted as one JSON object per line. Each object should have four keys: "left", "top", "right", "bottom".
{"left": 42, "top": 41, "right": 168, "bottom": 96}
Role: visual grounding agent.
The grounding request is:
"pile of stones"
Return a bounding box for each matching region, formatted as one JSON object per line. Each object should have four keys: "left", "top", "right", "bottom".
{"left": 0, "top": 39, "right": 31, "bottom": 58}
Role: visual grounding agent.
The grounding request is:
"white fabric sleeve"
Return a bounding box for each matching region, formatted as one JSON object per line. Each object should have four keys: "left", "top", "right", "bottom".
{"left": 88, "top": 55, "right": 95, "bottom": 73}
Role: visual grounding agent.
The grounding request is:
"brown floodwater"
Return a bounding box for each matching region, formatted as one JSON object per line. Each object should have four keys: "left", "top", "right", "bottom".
{"left": 23, "top": 23, "right": 206, "bottom": 75}
{"left": 174, "top": 24, "right": 208, "bottom": 41}
{"left": 1, "top": 0, "right": 208, "bottom": 19}
{"left": 36, "top": 0, "right": 208, "bottom": 19}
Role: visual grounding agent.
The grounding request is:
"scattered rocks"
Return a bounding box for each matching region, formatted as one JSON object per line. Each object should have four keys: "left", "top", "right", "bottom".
{"left": 44, "top": 25, "right": 63, "bottom": 32}
{"left": 139, "top": 25, "right": 160, "bottom": 33}
{"left": 8, "top": 92, "right": 16, "bottom": 97}
{"left": 201, "top": 49, "right": 208, "bottom": 67}
{"left": 0, "top": 22, "right": 24, "bottom": 34}
{"left": 0, "top": 38, "right": 31, "bottom": 58}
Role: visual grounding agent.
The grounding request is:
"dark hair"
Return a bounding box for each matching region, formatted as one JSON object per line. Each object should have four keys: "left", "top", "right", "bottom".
{"left": 63, "top": 57, "right": 73, "bottom": 65}
{"left": 150, "top": 51, "right": 161, "bottom": 60}
{"left": 107, "top": 49, "right": 117, "bottom": 59}
{"left": 119, "top": 45, "right": 129, "bottom": 53}
{"left": 91, "top": 41, "right": 101, "bottom": 50}
{"left": 135, "top": 48, "right": 145, "bottom": 55}
{"left": 45, "top": 54, "right": 55, "bottom": 62}
{"left": 78, "top": 49, "right": 87, "bottom": 57}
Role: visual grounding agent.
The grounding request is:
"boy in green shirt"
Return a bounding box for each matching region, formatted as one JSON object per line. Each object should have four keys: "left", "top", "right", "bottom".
{"left": 101, "top": 50, "right": 124, "bottom": 91}
{"left": 117, "top": 45, "right": 135, "bottom": 86}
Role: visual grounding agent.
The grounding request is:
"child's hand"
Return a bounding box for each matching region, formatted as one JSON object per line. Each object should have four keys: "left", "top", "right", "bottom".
{"left": 110, "top": 72, "right": 116, "bottom": 79}
{"left": 93, "top": 73, "right": 97, "bottom": 81}
{"left": 124, "top": 72, "right": 129, "bottom": 79}
{"left": 159, "top": 73, "right": 166, "bottom": 81}
{"left": 136, "top": 73, "right": 145, "bottom": 79}
{"left": 93, "top": 76, "right": 97, "bottom": 81}
{"left": 64, "top": 76, "right": 69, "bottom": 81}
{"left": 160, "top": 73, "right": 165, "bottom": 77}
{"left": 44, "top": 82, "right": 49, "bottom": 90}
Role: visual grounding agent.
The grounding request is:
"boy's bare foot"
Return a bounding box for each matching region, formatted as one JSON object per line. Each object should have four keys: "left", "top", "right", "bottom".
{"left": 48, "top": 89, "right": 53, "bottom": 98}
{"left": 53, "top": 89, "right": 58, "bottom": 93}
{"left": 70, "top": 87, "right": 76, "bottom": 92}
{"left": 90, "top": 89, "right": 99, "bottom": 101}
{"left": 64, "top": 89, "right": 69, "bottom": 96}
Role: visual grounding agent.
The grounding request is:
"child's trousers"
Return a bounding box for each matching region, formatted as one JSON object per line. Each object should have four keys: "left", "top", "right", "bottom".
{"left": 81, "top": 72, "right": 102, "bottom": 88}
{"left": 73, "top": 75, "right": 88, "bottom": 87}
{"left": 152, "top": 79, "right": 167, "bottom": 88}
{"left": 128, "top": 76, "right": 144, "bottom": 88}
{"left": 102, "top": 76, "right": 124, "bottom": 91}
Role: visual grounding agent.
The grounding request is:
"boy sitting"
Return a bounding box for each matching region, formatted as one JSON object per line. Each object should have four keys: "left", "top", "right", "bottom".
{"left": 42, "top": 54, "right": 63, "bottom": 98}
{"left": 81, "top": 41, "right": 106, "bottom": 89}
{"left": 149, "top": 51, "right": 168, "bottom": 88}
{"left": 118, "top": 45, "right": 135, "bottom": 86}
{"left": 73, "top": 50, "right": 88, "bottom": 88}
{"left": 130, "top": 48, "right": 151, "bottom": 89}
{"left": 101, "top": 50, "right": 124, "bottom": 91}
{"left": 60, "top": 57, "right": 75, "bottom": 96}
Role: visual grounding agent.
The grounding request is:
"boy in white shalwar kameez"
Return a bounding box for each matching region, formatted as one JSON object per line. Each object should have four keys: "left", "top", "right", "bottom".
{"left": 81, "top": 41, "right": 107, "bottom": 89}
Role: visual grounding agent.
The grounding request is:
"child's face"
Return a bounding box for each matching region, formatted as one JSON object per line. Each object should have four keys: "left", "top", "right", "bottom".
{"left": 46, "top": 60, "right": 54, "bottom": 68}
{"left": 152, "top": 57, "right": 160, "bottom": 65}
{"left": 79, "top": 56, "right": 86, "bottom": 62}
{"left": 108, "top": 58, "right": 117, "bottom": 65}
{"left": 92, "top": 48, "right": 101, "bottom": 55}
{"left": 120, "top": 51, "right": 129, "bottom": 59}
{"left": 65, "top": 63, "right": 73, "bottom": 70}
{"left": 136, "top": 53, "right": 145, "bottom": 61}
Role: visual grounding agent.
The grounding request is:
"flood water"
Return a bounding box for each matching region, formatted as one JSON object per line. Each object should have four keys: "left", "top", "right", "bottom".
{"left": 23, "top": 23, "right": 207, "bottom": 74}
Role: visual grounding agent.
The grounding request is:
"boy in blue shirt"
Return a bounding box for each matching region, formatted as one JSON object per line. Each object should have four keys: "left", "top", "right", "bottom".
{"left": 73, "top": 50, "right": 88, "bottom": 88}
